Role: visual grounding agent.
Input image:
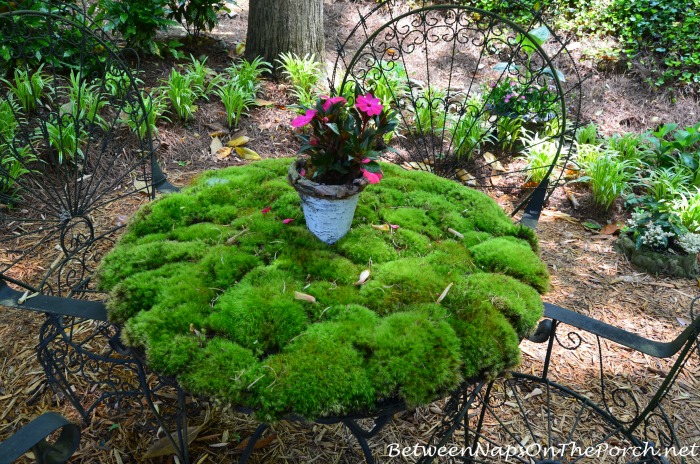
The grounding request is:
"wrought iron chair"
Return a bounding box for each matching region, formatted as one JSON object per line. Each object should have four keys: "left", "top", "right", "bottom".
{"left": 0, "top": 413, "right": 80, "bottom": 464}
{"left": 328, "top": 2, "right": 700, "bottom": 463}
{"left": 0, "top": 2, "right": 190, "bottom": 461}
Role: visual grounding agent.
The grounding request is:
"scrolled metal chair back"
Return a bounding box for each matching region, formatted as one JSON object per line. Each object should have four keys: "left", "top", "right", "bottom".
{"left": 0, "top": 1, "right": 163, "bottom": 298}
{"left": 331, "top": 1, "right": 583, "bottom": 216}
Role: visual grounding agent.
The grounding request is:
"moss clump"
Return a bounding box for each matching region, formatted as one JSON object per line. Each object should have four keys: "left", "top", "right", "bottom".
{"left": 367, "top": 307, "right": 462, "bottom": 407}
{"left": 469, "top": 237, "right": 550, "bottom": 292}
{"left": 98, "top": 158, "right": 548, "bottom": 421}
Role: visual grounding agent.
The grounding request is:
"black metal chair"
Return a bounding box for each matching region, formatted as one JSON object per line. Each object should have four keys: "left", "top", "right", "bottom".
{"left": 328, "top": 3, "right": 700, "bottom": 463}
{"left": 0, "top": 413, "right": 80, "bottom": 464}
{"left": 0, "top": 2, "right": 190, "bottom": 461}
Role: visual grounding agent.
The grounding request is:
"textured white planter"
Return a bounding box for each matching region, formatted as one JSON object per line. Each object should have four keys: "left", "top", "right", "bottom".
{"left": 299, "top": 192, "right": 360, "bottom": 244}
{"left": 288, "top": 159, "right": 367, "bottom": 244}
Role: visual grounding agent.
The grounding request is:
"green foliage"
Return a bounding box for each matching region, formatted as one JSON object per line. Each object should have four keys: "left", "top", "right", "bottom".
{"left": 448, "top": 104, "right": 494, "bottom": 160}
{"left": 98, "top": 159, "right": 547, "bottom": 421}
{"left": 185, "top": 55, "right": 218, "bottom": 98}
{"left": 64, "top": 71, "right": 106, "bottom": 127}
{"left": 97, "top": 0, "right": 176, "bottom": 55}
{"left": 575, "top": 122, "right": 598, "bottom": 145}
{"left": 228, "top": 57, "right": 271, "bottom": 95}
{"left": 277, "top": 52, "right": 323, "bottom": 106}
{"left": 1, "top": 65, "right": 47, "bottom": 113}
{"left": 168, "top": 0, "right": 229, "bottom": 38}
{"left": 44, "top": 115, "right": 89, "bottom": 164}
{"left": 580, "top": 151, "right": 634, "bottom": 210}
{"left": 364, "top": 59, "right": 409, "bottom": 108}
{"left": 609, "top": 0, "right": 700, "bottom": 86}
{"left": 165, "top": 68, "right": 198, "bottom": 121}
{"left": 125, "top": 91, "right": 170, "bottom": 139}
{"left": 522, "top": 131, "right": 562, "bottom": 183}
{"left": 414, "top": 86, "right": 447, "bottom": 136}
{"left": 214, "top": 80, "right": 255, "bottom": 128}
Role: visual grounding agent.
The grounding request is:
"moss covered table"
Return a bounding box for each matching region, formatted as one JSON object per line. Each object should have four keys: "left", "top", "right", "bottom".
{"left": 97, "top": 158, "right": 548, "bottom": 441}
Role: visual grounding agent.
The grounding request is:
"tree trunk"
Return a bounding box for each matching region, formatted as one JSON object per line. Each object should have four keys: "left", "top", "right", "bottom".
{"left": 245, "top": 0, "right": 324, "bottom": 73}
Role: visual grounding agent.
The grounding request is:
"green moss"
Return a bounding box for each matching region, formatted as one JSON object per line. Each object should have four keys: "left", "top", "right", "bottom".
{"left": 97, "top": 241, "right": 208, "bottom": 291}
{"left": 248, "top": 330, "right": 376, "bottom": 421}
{"left": 336, "top": 225, "right": 399, "bottom": 264}
{"left": 98, "top": 158, "right": 549, "bottom": 421}
{"left": 205, "top": 266, "right": 308, "bottom": 353}
{"left": 458, "top": 273, "right": 543, "bottom": 338}
{"left": 367, "top": 308, "right": 462, "bottom": 407}
{"left": 359, "top": 258, "right": 449, "bottom": 314}
{"left": 469, "top": 237, "right": 550, "bottom": 293}
{"left": 179, "top": 338, "right": 258, "bottom": 402}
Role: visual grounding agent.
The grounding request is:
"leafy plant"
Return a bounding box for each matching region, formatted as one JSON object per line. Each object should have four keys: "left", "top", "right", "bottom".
{"left": 64, "top": 71, "right": 107, "bottom": 127}
{"left": 414, "top": 86, "right": 447, "bottom": 136}
{"left": 575, "top": 122, "right": 598, "bottom": 145}
{"left": 165, "top": 69, "right": 197, "bottom": 121}
{"left": 0, "top": 145, "right": 35, "bottom": 195}
{"left": 277, "top": 52, "right": 323, "bottom": 106}
{"left": 623, "top": 199, "right": 686, "bottom": 251}
{"left": 125, "top": 91, "right": 170, "bottom": 139}
{"left": 522, "top": 131, "right": 562, "bottom": 183}
{"left": 167, "top": 0, "right": 229, "bottom": 38}
{"left": 496, "top": 115, "right": 524, "bottom": 153}
{"left": 448, "top": 109, "right": 494, "bottom": 160}
{"left": 185, "top": 55, "right": 219, "bottom": 98}
{"left": 1, "top": 65, "right": 47, "bottom": 113}
{"left": 231, "top": 56, "right": 271, "bottom": 95}
{"left": 607, "top": 132, "right": 652, "bottom": 165}
{"left": 579, "top": 152, "right": 634, "bottom": 210}
{"left": 643, "top": 167, "right": 690, "bottom": 203}
{"left": 485, "top": 77, "right": 558, "bottom": 120}
{"left": 214, "top": 81, "right": 254, "bottom": 128}
{"left": 665, "top": 187, "right": 700, "bottom": 233}
{"left": 104, "top": 68, "right": 143, "bottom": 99}
{"left": 291, "top": 94, "right": 398, "bottom": 184}
{"left": 364, "top": 59, "right": 409, "bottom": 108}
{"left": 0, "top": 98, "right": 19, "bottom": 143}
{"left": 44, "top": 115, "right": 88, "bottom": 164}
{"left": 97, "top": 0, "right": 176, "bottom": 55}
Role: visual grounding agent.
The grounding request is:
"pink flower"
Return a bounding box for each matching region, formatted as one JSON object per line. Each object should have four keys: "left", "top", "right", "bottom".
{"left": 282, "top": 218, "right": 295, "bottom": 224}
{"left": 261, "top": 206, "right": 271, "bottom": 214}
{"left": 361, "top": 169, "right": 383, "bottom": 184}
{"left": 361, "top": 158, "right": 371, "bottom": 164}
{"left": 291, "top": 109, "right": 317, "bottom": 127}
{"left": 309, "top": 137, "right": 319, "bottom": 146}
{"left": 300, "top": 168, "right": 306, "bottom": 177}
{"left": 356, "top": 94, "right": 383, "bottom": 117}
{"left": 389, "top": 224, "right": 399, "bottom": 229}
{"left": 321, "top": 96, "right": 347, "bottom": 112}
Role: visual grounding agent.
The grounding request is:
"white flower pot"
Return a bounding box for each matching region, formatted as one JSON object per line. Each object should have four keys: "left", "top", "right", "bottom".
{"left": 298, "top": 192, "right": 360, "bottom": 244}
{"left": 288, "top": 159, "right": 367, "bottom": 244}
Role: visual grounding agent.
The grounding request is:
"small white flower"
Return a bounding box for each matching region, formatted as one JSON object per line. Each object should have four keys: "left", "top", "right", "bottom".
{"left": 676, "top": 233, "right": 700, "bottom": 254}
{"left": 640, "top": 222, "right": 675, "bottom": 249}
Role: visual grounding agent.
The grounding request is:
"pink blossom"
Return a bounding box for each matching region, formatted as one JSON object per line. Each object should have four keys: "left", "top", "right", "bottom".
{"left": 361, "top": 158, "right": 371, "bottom": 164}
{"left": 389, "top": 224, "right": 399, "bottom": 229}
{"left": 309, "top": 137, "right": 319, "bottom": 146}
{"left": 291, "top": 109, "right": 317, "bottom": 127}
{"left": 321, "top": 96, "right": 347, "bottom": 112}
{"left": 356, "top": 94, "right": 383, "bottom": 117}
{"left": 282, "top": 218, "right": 295, "bottom": 224}
{"left": 261, "top": 206, "right": 271, "bottom": 214}
{"left": 300, "top": 168, "right": 306, "bottom": 177}
{"left": 361, "top": 169, "right": 383, "bottom": 184}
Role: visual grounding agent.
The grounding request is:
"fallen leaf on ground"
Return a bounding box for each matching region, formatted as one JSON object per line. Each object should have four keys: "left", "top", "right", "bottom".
{"left": 372, "top": 224, "right": 390, "bottom": 231}
{"left": 254, "top": 99, "right": 275, "bottom": 107}
{"left": 235, "top": 147, "right": 261, "bottom": 160}
{"left": 234, "top": 433, "right": 276, "bottom": 453}
{"left": 600, "top": 221, "right": 625, "bottom": 235}
{"left": 227, "top": 135, "right": 250, "bottom": 147}
{"left": 210, "top": 136, "right": 223, "bottom": 155}
{"left": 541, "top": 210, "right": 578, "bottom": 223}
{"left": 215, "top": 146, "right": 233, "bottom": 160}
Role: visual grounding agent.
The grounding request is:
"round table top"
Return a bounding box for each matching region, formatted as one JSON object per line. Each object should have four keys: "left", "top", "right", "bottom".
{"left": 98, "top": 158, "right": 548, "bottom": 421}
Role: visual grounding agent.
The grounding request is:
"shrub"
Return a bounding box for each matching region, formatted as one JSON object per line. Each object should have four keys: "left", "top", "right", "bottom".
{"left": 97, "top": 0, "right": 175, "bottom": 55}
{"left": 168, "top": 0, "right": 230, "bottom": 38}
{"left": 580, "top": 152, "right": 634, "bottom": 210}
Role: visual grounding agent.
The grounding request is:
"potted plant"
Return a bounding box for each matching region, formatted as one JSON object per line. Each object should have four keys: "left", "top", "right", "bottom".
{"left": 288, "top": 93, "right": 398, "bottom": 244}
